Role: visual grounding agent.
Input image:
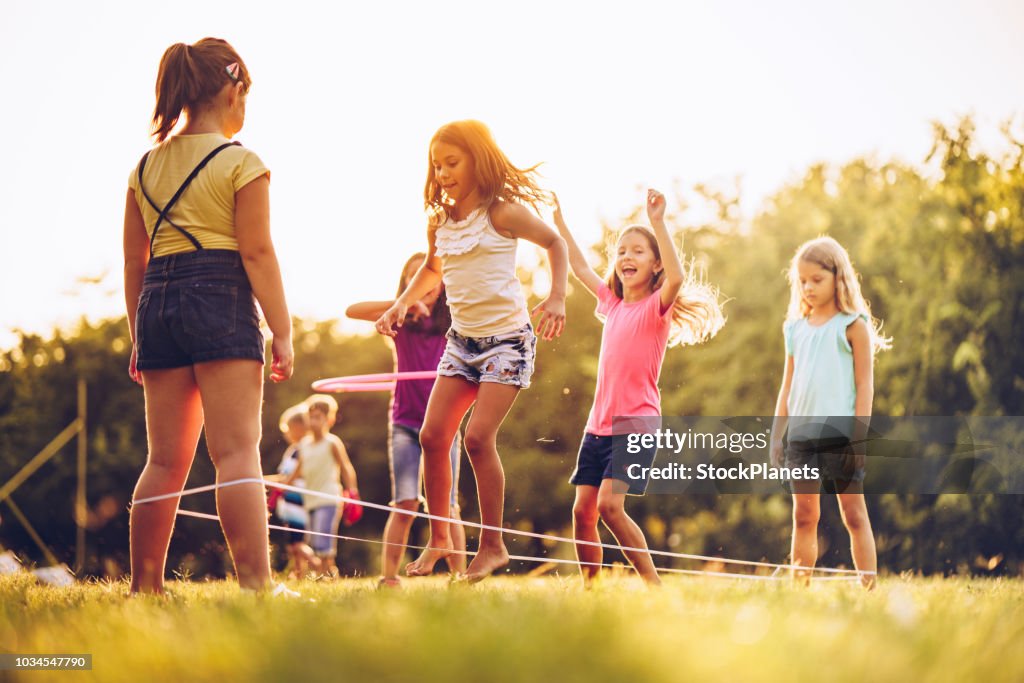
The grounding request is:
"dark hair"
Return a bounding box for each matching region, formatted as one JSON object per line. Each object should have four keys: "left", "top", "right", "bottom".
{"left": 397, "top": 252, "right": 451, "bottom": 335}
{"left": 151, "top": 38, "right": 251, "bottom": 142}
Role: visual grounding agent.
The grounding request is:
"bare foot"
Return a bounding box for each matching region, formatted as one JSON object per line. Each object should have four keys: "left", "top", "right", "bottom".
{"left": 462, "top": 544, "right": 510, "bottom": 583}
{"left": 405, "top": 541, "right": 453, "bottom": 577}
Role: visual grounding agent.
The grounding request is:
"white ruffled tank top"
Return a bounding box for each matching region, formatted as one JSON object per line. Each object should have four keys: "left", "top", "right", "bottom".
{"left": 433, "top": 206, "right": 529, "bottom": 337}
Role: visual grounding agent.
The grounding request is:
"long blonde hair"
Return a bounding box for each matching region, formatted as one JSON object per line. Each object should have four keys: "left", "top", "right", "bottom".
{"left": 786, "top": 236, "right": 891, "bottom": 352}
{"left": 424, "top": 120, "right": 550, "bottom": 220}
{"left": 604, "top": 225, "right": 725, "bottom": 347}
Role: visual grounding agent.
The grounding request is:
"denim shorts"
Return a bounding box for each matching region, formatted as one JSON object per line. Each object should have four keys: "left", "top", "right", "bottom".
{"left": 390, "top": 423, "right": 461, "bottom": 507}
{"left": 569, "top": 432, "right": 657, "bottom": 496}
{"left": 438, "top": 323, "right": 536, "bottom": 388}
{"left": 784, "top": 436, "right": 866, "bottom": 484}
{"left": 135, "top": 249, "right": 265, "bottom": 371}
{"left": 307, "top": 505, "right": 340, "bottom": 557}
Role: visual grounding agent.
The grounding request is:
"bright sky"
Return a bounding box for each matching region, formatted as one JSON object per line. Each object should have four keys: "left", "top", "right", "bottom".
{"left": 1, "top": 0, "right": 1021, "bottom": 349}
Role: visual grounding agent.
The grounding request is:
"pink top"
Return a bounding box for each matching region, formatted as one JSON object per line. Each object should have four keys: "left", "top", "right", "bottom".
{"left": 585, "top": 284, "right": 673, "bottom": 435}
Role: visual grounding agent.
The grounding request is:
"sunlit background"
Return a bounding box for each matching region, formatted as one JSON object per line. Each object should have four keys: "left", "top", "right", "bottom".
{"left": 2, "top": 0, "right": 1021, "bottom": 349}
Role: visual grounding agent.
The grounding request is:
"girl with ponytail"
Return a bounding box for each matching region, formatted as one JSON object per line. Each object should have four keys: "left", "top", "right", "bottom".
{"left": 124, "top": 38, "right": 294, "bottom": 595}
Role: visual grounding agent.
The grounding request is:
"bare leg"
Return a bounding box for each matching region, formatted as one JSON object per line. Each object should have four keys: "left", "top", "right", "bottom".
{"left": 461, "top": 382, "right": 521, "bottom": 583}
{"left": 572, "top": 485, "right": 602, "bottom": 587}
{"left": 406, "top": 376, "right": 477, "bottom": 576}
{"left": 194, "top": 359, "right": 272, "bottom": 591}
{"left": 448, "top": 504, "right": 467, "bottom": 574}
{"left": 596, "top": 480, "right": 660, "bottom": 585}
{"left": 130, "top": 367, "right": 204, "bottom": 594}
{"left": 791, "top": 488, "right": 821, "bottom": 584}
{"left": 382, "top": 499, "right": 418, "bottom": 581}
{"left": 838, "top": 488, "right": 877, "bottom": 589}
{"left": 447, "top": 433, "right": 467, "bottom": 574}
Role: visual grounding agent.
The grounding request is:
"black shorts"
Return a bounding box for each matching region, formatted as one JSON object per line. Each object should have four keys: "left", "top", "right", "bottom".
{"left": 784, "top": 435, "right": 866, "bottom": 483}
{"left": 569, "top": 432, "right": 656, "bottom": 496}
{"left": 135, "top": 250, "right": 265, "bottom": 370}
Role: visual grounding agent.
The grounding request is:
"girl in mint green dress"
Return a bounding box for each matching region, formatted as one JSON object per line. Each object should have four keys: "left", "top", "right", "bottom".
{"left": 770, "top": 236, "right": 891, "bottom": 588}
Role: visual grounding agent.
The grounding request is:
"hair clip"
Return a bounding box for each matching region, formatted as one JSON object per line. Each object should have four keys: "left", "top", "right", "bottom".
{"left": 225, "top": 62, "right": 240, "bottom": 81}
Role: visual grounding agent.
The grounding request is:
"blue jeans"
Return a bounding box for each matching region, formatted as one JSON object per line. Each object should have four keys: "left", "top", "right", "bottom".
{"left": 307, "top": 505, "right": 340, "bottom": 557}
{"left": 390, "top": 423, "right": 461, "bottom": 507}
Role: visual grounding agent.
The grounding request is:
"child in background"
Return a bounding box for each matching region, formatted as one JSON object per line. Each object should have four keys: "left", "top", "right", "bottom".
{"left": 266, "top": 404, "right": 314, "bottom": 579}
{"left": 770, "top": 236, "right": 890, "bottom": 589}
{"left": 376, "top": 120, "right": 568, "bottom": 582}
{"left": 347, "top": 252, "right": 467, "bottom": 587}
{"left": 285, "top": 395, "right": 358, "bottom": 576}
{"left": 554, "top": 190, "right": 725, "bottom": 587}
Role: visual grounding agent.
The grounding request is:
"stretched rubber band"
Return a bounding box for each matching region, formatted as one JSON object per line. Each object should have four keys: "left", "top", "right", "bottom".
{"left": 176, "top": 509, "right": 858, "bottom": 582}
{"left": 134, "top": 478, "right": 873, "bottom": 577}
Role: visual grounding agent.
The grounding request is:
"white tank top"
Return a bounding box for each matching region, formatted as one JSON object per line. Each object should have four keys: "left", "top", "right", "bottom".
{"left": 298, "top": 435, "right": 341, "bottom": 510}
{"left": 433, "top": 206, "right": 529, "bottom": 337}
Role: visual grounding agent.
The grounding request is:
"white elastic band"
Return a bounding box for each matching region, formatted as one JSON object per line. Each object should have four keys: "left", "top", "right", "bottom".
{"left": 176, "top": 509, "right": 858, "bottom": 582}
{"left": 134, "top": 478, "right": 873, "bottom": 578}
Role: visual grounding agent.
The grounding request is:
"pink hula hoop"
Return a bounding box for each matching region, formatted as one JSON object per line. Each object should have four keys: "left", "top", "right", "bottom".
{"left": 312, "top": 370, "right": 437, "bottom": 393}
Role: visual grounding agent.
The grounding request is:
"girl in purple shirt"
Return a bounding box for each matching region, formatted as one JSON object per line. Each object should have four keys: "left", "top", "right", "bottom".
{"left": 347, "top": 253, "right": 465, "bottom": 587}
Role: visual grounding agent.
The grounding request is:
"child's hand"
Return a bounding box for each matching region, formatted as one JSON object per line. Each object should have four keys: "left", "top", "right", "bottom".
{"left": 269, "top": 334, "right": 294, "bottom": 383}
{"left": 375, "top": 302, "right": 408, "bottom": 337}
{"left": 128, "top": 344, "right": 143, "bottom": 386}
{"left": 552, "top": 193, "right": 567, "bottom": 230}
{"left": 341, "top": 489, "right": 363, "bottom": 526}
{"left": 531, "top": 295, "right": 566, "bottom": 341}
{"left": 770, "top": 440, "right": 784, "bottom": 468}
{"left": 646, "top": 188, "right": 666, "bottom": 223}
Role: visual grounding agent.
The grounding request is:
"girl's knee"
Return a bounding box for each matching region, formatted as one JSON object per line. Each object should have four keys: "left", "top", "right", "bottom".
{"left": 463, "top": 430, "right": 494, "bottom": 458}
{"left": 208, "top": 447, "right": 259, "bottom": 472}
{"left": 419, "top": 427, "right": 450, "bottom": 454}
{"left": 596, "top": 497, "right": 624, "bottom": 521}
{"left": 841, "top": 503, "right": 870, "bottom": 532}
{"left": 793, "top": 504, "right": 820, "bottom": 530}
{"left": 144, "top": 456, "right": 192, "bottom": 482}
{"left": 573, "top": 502, "right": 599, "bottom": 528}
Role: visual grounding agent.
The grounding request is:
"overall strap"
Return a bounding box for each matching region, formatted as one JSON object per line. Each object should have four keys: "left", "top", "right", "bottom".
{"left": 136, "top": 141, "right": 241, "bottom": 257}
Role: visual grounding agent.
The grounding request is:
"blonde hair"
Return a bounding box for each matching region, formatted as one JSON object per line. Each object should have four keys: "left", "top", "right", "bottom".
{"left": 278, "top": 403, "right": 309, "bottom": 433}
{"left": 604, "top": 225, "right": 726, "bottom": 347}
{"left": 305, "top": 394, "right": 339, "bottom": 421}
{"left": 424, "top": 120, "right": 550, "bottom": 221}
{"left": 786, "top": 236, "right": 892, "bottom": 353}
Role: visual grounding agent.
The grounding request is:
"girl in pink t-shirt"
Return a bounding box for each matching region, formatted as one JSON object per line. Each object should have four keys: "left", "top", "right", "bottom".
{"left": 553, "top": 189, "right": 725, "bottom": 587}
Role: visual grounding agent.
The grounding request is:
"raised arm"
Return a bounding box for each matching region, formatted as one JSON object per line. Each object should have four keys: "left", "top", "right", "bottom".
{"left": 236, "top": 175, "right": 293, "bottom": 382}
{"left": 375, "top": 228, "right": 444, "bottom": 337}
{"left": 551, "top": 194, "right": 604, "bottom": 297}
{"left": 123, "top": 189, "right": 150, "bottom": 385}
{"left": 489, "top": 201, "right": 568, "bottom": 340}
{"left": 646, "top": 189, "right": 684, "bottom": 313}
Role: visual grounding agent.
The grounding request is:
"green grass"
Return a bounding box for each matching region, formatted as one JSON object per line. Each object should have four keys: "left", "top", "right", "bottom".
{"left": 1, "top": 574, "right": 1023, "bottom": 682}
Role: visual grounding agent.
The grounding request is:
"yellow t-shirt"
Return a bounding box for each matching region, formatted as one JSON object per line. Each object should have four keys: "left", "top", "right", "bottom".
{"left": 127, "top": 133, "right": 269, "bottom": 257}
